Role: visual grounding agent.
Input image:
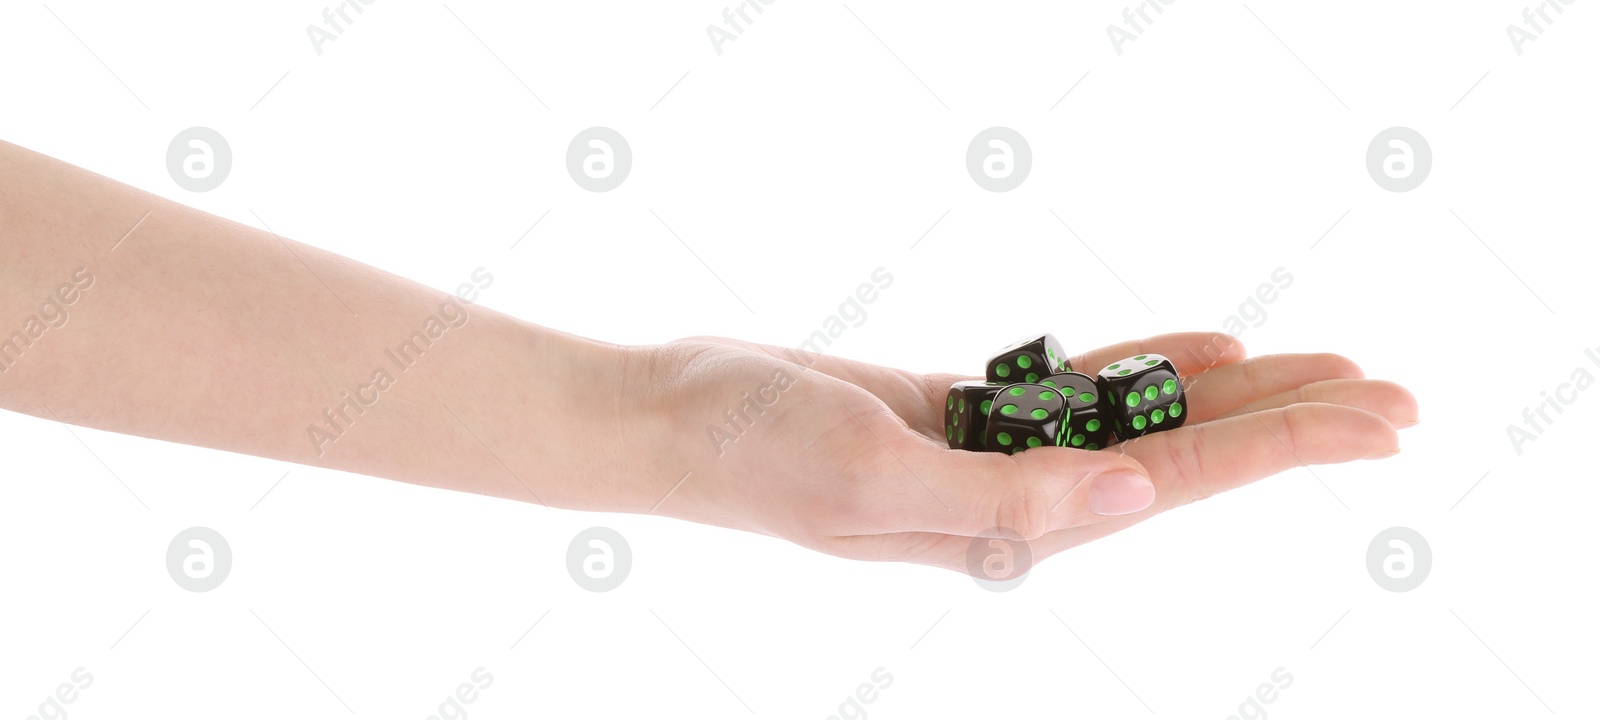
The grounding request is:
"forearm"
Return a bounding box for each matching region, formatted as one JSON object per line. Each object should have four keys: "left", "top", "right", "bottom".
{"left": 0, "top": 140, "right": 659, "bottom": 510}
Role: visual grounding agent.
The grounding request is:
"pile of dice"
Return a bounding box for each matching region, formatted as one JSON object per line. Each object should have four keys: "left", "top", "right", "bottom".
{"left": 944, "top": 333, "right": 1188, "bottom": 453}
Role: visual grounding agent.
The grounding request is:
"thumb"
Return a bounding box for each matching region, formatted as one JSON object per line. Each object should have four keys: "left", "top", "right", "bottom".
{"left": 883, "top": 441, "right": 1155, "bottom": 541}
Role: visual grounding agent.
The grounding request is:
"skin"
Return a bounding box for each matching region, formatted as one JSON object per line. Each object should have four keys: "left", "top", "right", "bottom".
{"left": 0, "top": 140, "right": 1417, "bottom": 576}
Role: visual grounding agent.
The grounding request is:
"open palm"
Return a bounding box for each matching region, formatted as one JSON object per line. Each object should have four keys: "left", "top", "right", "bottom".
{"left": 644, "top": 332, "right": 1415, "bottom": 575}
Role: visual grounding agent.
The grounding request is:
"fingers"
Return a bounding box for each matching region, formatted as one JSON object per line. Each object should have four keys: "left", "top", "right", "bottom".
{"left": 828, "top": 348, "right": 1394, "bottom": 545}
{"left": 828, "top": 401, "right": 1402, "bottom": 574}
{"left": 1119, "top": 402, "right": 1399, "bottom": 508}
{"left": 1070, "top": 332, "right": 1247, "bottom": 378}
{"left": 1022, "top": 406, "right": 1394, "bottom": 551}
{"left": 1182, "top": 353, "right": 1366, "bottom": 422}
{"left": 1210, "top": 378, "right": 1419, "bottom": 427}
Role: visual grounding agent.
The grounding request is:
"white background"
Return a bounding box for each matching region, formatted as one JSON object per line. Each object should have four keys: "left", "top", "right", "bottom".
{"left": 2, "top": 1, "right": 1597, "bottom": 718}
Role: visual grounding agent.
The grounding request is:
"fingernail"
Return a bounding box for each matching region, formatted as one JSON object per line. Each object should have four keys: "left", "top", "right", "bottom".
{"left": 1366, "top": 447, "right": 1402, "bottom": 460}
{"left": 1089, "top": 472, "right": 1155, "bottom": 516}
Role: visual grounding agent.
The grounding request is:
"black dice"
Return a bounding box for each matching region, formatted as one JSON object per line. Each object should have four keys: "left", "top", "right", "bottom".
{"left": 949, "top": 333, "right": 1187, "bottom": 455}
{"left": 1097, "top": 354, "right": 1186, "bottom": 440}
{"left": 944, "top": 381, "right": 1003, "bottom": 450}
{"left": 1041, "top": 372, "right": 1113, "bottom": 450}
{"left": 985, "top": 333, "right": 1070, "bottom": 385}
{"left": 983, "top": 383, "right": 1069, "bottom": 454}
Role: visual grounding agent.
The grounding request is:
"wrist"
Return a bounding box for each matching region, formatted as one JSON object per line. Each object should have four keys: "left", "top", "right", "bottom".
{"left": 509, "top": 330, "right": 694, "bottom": 513}
{"left": 613, "top": 340, "right": 700, "bottom": 511}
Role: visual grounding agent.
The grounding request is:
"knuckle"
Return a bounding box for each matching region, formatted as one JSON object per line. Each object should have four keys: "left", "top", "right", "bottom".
{"left": 1277, "top": 403, "right": 1314, "bottom": 462}
{"left": 1240, "top": 355, "right": 1266, "bottom": 391}
{"left": 1161, "top": 423, "right": 1213, "bottom": 505}
{"left": 993, "top": 471, "right": 1051, "bottom": 541}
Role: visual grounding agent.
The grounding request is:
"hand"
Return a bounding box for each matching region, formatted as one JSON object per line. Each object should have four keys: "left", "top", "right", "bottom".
{"left": 633, "top": 332, "right": 1416, "bottom": 575}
